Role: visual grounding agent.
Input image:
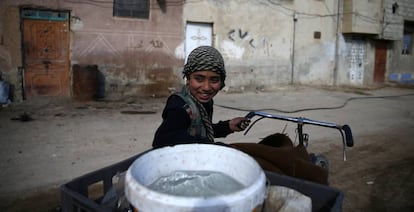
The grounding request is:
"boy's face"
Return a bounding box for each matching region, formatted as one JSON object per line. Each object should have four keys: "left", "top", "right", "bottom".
{"left": 187, "top": 70, "right": 221, "bottom": 103}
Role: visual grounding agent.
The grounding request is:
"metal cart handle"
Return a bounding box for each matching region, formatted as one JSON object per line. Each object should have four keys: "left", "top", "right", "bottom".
{"left": 244, "top": 111, "right": 354, "bottom": 161}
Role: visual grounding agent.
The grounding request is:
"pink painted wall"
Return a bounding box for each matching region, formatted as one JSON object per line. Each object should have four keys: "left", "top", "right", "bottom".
{"left": 0, "top": 0, "right": 184, "bottom": 100}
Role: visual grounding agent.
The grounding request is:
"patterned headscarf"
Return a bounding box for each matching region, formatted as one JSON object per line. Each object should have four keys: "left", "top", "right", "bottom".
{"left": 183, "top": 46, "right": 226, "bottom": 89}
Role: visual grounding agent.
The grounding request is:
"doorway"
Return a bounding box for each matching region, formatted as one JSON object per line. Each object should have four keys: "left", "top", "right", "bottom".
{"left": 374, "top": 41, "right": 387, "bottom": 83}
{"left": 185, "top": 22, "right": 213, "bottom": 62}
{"left": 21, "top": 9, "right": 70, "bottom": 98}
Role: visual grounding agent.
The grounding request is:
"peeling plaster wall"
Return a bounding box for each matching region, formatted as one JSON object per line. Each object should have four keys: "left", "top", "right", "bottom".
{"left": 184, "top": 0, "right": 414, "bottom": 89}
{"left": 184, "top": 0, "right": 341, "bottom": 91}
{"left": 2, "top": 0, "right": 413, "bottom": 101}
{"left": 339, "top": 0, "right": 414, "bottom": 86}
{"left": 68, "top": 0, "right": 184, "bottom": 99}
{"left": 0, "top": 0, "right": 185, "bottom": 101}
{"left": 184, "top": 0, "right": 293, "bottom": 91}
{"left": 384, "top": 0, "right": 414, "bottom": 78}
{"left": 0, "top": 3, "right": 23, "bottom": 101}
{"left": 290, "top": 0, "right": 340, "bottom": 86}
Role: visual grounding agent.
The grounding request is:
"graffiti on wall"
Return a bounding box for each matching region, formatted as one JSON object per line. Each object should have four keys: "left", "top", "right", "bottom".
{"left": 129, "top": 37, "right": 165, "bottom": 50}
{"left": 80, "top": 34, "right": 121, "bottom": 57}
{"left": 227, "top": 28, "right": 267, "bottom": 49}
{"left": 149, "top": 39, "right": 164, "bottom": 48}
{"left": 80, "top": 33, "right": 167, "bottom": 58}
{"left": 348, "top": 38, "right": 365, "bottom": 85}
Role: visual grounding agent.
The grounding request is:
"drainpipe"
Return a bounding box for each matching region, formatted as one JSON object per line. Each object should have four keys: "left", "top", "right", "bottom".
{"left": 291, "top": 11, "right": 297, "bottom": 84}
{"left": 333, "top": 0, "right": 342, "bottom": 86}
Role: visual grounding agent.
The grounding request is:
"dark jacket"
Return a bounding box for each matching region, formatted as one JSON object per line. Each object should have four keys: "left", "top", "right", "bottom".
{"left": 152, "top": 95, "right": 233, "bottom": 148}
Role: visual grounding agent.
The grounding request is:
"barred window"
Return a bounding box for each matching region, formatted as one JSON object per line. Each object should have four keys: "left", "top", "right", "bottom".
{"left": 402, "top": 21, "right": 414, "bottom": 55}
{"left": 113, "top": 0, "right": 149, "bottom": 19}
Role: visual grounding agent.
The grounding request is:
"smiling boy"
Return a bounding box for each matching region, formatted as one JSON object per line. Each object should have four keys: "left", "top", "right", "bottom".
{"left": 152, "top": 46, "right": 249, "bottom": 148}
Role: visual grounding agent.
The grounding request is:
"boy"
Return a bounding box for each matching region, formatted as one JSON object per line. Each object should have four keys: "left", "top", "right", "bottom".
{"left": 153, "top": 46, "right": 249, "bottom": 148}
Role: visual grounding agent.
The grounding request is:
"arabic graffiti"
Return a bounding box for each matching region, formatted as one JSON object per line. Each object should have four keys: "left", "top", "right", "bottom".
{"left": 227, "top": 28, "right": 266, "bottom": 49}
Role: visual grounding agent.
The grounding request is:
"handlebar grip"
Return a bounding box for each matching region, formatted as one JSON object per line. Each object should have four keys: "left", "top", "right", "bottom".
{"left": 245, "top": 111, "right": 256, "bottom": 119}
{"left": 342, "top": 125, "right": 354, "bottom": 147}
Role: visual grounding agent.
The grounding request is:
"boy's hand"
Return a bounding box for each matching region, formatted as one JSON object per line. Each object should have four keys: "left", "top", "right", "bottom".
{"left": 229, "top": 117, "right": 251, "bottom": 132}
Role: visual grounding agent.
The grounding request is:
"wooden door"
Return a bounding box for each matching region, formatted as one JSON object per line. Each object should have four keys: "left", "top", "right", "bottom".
{"left": 22, "top": 18, "right": 70, "bottom": 98}
{"left": 374, "top": 42, "right": 387, "bottom": 83}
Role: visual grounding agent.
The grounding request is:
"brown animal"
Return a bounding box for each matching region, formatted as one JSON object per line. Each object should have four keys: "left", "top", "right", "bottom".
{"left": 230, "top": 133, "right": 328, "bottom": 185}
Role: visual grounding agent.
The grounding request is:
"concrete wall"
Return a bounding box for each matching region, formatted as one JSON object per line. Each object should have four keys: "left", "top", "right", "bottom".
{"left": 0, "top": 0, "right": 184, "bottom": 101}
{"left": 185, "top": 0, "right": 294, "bottom": 91}
{"left": 184, "top": 0, "right": 342, "bottom": 91}
{"left": 292, "top": 0, "right": 339, "bottom": 86}
{"left": 69, "top": 0, "right": 184, "bottom": 99}
{"left": 0, "top": 3, "right": 22, "bottom": 101}
{"left": 1, "top": 0, "right": 413, "bottom": 102}
{"left": 342, "top": 0, "right": 382, "bottom": 34}
{"left": 183, "top": 0, "right": 414, "bottom": 89}
{"left": 383, "top": 0, "right": 414, "bottom": 83}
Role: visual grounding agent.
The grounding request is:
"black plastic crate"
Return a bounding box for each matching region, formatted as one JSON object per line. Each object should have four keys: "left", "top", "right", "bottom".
{"left": 61, "top": 152, "right": 343, "bottom": 212}
{"left": 60, "top": 152, "right": 146, "bottom": 212}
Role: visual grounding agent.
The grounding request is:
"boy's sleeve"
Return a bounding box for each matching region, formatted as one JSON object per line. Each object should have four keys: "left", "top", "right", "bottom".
{"left": 213, "top": 120, "right": 233, "bottom": 138}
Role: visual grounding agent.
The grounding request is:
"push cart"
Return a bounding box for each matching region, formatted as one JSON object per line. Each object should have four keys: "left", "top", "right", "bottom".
{"left": 61, "top": 111, "right": 354, "bottom": 212}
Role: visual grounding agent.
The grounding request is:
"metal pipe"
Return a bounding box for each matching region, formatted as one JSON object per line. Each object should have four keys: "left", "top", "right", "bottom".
{"left": 291, "top": 11, "right": 297, "bottom": 84}
{"left": 333, "top": 0, "right": 342, "bottom": 86}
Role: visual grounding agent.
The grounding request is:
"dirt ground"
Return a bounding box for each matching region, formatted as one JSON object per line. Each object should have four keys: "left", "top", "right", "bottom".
{"left": 0, "top": 85, "right": 413, "bottom": 212}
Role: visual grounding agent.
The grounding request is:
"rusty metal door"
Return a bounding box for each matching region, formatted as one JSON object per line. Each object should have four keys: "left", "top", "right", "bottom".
{"left": 374, "top": 42, "right": 387, "bottom": 83}
{"left": 22, "top": 14, "right": 70, "bottom": 98}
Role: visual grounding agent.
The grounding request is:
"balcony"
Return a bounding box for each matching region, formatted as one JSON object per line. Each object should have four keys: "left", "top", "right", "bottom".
{"left": 342, "top": 0, "right": 382, "bottom": 35}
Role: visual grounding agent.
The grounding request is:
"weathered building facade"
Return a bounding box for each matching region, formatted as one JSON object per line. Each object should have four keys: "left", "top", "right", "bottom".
{"left": 0, "top": 0, "right": 184, "bottom": 101}
{"left": 0, "top": 0, "right": 413, "bottom": 102}
{"left": 184, "top": 0, "right": 414, "bottom": 90}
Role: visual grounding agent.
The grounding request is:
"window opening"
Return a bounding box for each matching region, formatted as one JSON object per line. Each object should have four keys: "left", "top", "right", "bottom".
{"left": 402, "top": 21, "right": 414, "bottom": 55}
{"left": 113, "top": 0, "right": 150, "bottom": 19}
{"left": 21, "top": 9, "right": 69, "bottom": 21}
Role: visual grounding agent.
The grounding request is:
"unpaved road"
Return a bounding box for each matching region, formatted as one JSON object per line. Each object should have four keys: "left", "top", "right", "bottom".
{"left": 1, "top": 85, "right": 413, "bottom": 211}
